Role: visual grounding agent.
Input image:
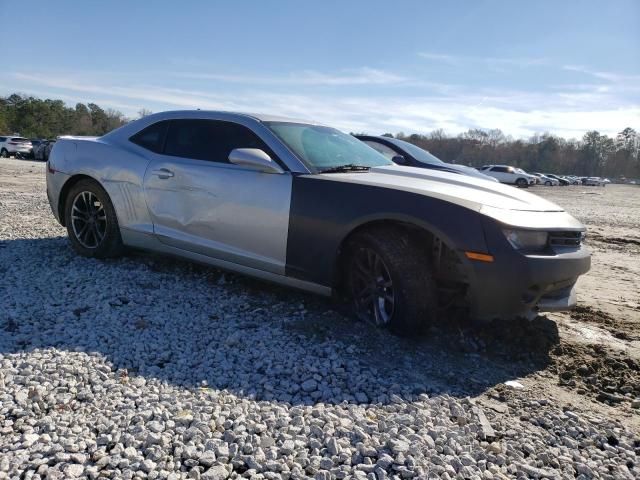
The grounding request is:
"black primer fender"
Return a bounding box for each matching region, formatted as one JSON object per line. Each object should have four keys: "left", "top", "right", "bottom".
{"left": 285, "top": 174, "right": 489, "bottom": 286}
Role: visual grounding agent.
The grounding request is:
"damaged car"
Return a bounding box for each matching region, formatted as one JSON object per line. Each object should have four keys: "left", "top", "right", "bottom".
{"left": 46, "top": 111, "right": 591, "bottom": 334}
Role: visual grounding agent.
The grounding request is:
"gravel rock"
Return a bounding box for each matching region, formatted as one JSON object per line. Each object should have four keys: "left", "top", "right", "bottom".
{"left": 201, "top": 465, "right": 228, "bottom": 480}
{"left": 301, "top": 379, "right": 318, "bottom": 392}
{"left": 0, "top": 160, "right": 637, "bottom": 480}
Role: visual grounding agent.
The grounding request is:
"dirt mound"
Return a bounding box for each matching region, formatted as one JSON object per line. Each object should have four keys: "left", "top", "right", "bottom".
{"left": 571, "top": 305, "right": 638, "bottom": 340}
{"left": 551, "top": 342, "right": 640, "bottom": 406}
{"left": 450, "top": 316, "right": 560, "bottom": 363}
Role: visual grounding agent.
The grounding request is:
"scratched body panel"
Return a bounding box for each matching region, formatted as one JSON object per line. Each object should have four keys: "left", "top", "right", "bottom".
{"left": 142, "top": 156, "right": 292, "bottom": 274}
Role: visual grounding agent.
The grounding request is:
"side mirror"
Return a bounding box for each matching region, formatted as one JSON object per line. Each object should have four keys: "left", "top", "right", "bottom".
{"left": 391, "top": 154, "right": 407, "bottom": 165}
{"left": 228, "top": 148, "right": 284, "bottom": 174}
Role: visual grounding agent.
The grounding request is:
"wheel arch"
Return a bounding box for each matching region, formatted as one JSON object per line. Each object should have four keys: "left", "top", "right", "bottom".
{"left": 57, "top": 174, "right": 102, "bottom": 227}
{"left": 332, "top": 214, "right": 469, "bottom": 292}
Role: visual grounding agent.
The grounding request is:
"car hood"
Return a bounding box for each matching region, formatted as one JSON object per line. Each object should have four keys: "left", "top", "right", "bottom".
{"left": 436, "top": 162, "right": 497, "bottom": 181}
{"left": 316, "top": 165, "right": 584, "bottom": 230}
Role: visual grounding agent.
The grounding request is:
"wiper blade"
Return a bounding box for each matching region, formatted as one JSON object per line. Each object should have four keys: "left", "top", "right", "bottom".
{"left": 318, "top": 164, "right": 371, "bottom": 173}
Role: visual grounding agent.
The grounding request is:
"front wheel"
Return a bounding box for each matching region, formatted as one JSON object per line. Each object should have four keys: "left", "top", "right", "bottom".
{"left": 545, "top": 180, "right": 552, "bottom": 186}
{"left": 64, "top": 179, "right": 124, "bottom": 258}
{"left": 0, "top": 149, "right": 8, "bottom": 158}
{"left": 516, "top": 178, "right": 528, "bottom": 187}
{"left": 345, "top": 228, "right": 438, "bottom": 336}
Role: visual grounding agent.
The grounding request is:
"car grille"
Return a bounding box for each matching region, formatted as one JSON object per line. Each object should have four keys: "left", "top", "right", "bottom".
{"left": 549, "top": 231, "right": 582, "bottom": 247}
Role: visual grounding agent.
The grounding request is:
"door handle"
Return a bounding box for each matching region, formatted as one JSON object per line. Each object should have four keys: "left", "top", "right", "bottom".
{"left": 151, "top": 168, "right": 174, "bottom": 179}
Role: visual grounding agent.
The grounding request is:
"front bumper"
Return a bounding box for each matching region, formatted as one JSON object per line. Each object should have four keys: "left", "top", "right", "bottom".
{"left": 467, "top": 218, "right": 591, "bottom": 321}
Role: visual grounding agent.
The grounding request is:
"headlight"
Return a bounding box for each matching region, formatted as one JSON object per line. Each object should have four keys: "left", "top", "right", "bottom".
{"left": 503, "top": 229, "right": 548, "bottom": 251}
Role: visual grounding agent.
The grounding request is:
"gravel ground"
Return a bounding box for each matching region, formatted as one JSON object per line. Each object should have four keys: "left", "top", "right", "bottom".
{"left": 1, "top": 159, "right": 638, "bottom": 480}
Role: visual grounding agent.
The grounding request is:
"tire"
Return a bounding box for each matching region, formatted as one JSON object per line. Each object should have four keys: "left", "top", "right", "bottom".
{"left": 0, "top": 149, "right": 8, "bottom": 158}
{"left": 545, "top": 181, "right": 552, "bottom": 186}
{"left": 64, "top": 179, "right": 124, "bottom": 258}
{"left": 516, "top": 178, "right": 528, "bottom": 187}
{"left": 344, "top": 228, "right": 438, "bottom": 336}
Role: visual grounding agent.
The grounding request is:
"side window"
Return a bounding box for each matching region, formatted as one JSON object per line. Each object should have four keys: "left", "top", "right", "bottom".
{"left": 363, "top": 141, "right": 398, "bottom": 161}
{"left": 491, "top": 166, "right": 507, "bottom": 173}
{"left": 130, "top": 121, "right": 168, "bottom": 153}
{"left": 164, "top": 119, "right": 271, "bottom": 163}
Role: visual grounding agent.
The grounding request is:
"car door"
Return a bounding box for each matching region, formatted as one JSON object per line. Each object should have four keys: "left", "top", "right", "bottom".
{"left": 142, "top": 119, "right": 292, "bottom": 275}
{"left": 489, "top": 166, "right": 510, "bottom": 183}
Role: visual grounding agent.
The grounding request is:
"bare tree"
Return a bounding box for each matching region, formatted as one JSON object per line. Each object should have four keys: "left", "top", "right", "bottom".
{"left": 137, "top": 108, "right": 153, "bottom": 118}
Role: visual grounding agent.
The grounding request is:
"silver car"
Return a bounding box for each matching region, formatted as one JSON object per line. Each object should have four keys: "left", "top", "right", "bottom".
{"left": 46, "top": 110, "right": 590, "bottom": 334}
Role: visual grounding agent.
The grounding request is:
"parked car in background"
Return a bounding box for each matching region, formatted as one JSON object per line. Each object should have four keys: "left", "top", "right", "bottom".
{"left": 0, "top": 136, "right": 33, "bottom": 158}
{"left": 531, "top": 172, "right": 560, "bottom": 186}
{"left": 564, "top": 176, "right": 581, "bottom": 185}
{"left": 542, "top": 173, "right": 570, "bottom": 186}
{"left": 355, "top": 135, "right": 498, "bottom": 182}
{"left": 584, "top": 177, "right": 606, "bottom": 186}
{"left": 34, "top": 139, "right": 56, "bottom": 161}
{"left": 478, "top": 165, "right": 537, "bottom": 187}
{"left": 46, "top": 110, "right": 590, "bottom": 333}
{"left": 29, "top": 139, "right": 45, "bottom": 158}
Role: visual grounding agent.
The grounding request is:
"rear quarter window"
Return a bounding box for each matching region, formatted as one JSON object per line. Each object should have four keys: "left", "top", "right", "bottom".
{"left": 129, "top": 121, "right": 169, "bottom": 153}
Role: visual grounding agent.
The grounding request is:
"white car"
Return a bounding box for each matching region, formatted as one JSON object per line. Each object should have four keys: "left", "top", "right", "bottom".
{"left": 531, "top": 172, "right": 560, "bottom": 186}
{"left": 0, "top": 136, "right": 32, "bottom": 158}
{"left": 584, "top": 177, "right": 606, "bottom": 186}
{"left": 478, "top": 165, "right": 537, "bottom": 187}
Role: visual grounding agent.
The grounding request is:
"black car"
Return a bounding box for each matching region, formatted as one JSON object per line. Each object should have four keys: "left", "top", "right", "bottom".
{"left": 355, "top": 135, "right": 498, "bottom": 182}
{"left": 29, "top": 139, "right": 45, "bottom": 159}
{"left": 34, "top": 139, "right": 56, "bottom": 161}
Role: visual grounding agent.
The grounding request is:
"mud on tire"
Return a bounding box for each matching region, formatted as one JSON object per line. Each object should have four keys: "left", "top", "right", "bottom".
{"left": 345, "top": 227, "right": 438, "bottom": 336}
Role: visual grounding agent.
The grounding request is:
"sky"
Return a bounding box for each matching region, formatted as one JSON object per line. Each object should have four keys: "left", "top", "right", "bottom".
{"left": 1, "top": 0, "right": 639, "bottom": 139}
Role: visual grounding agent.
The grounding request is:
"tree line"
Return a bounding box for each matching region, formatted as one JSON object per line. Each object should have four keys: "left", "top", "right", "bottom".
{"left": 1, "top": 93, "right": 638, "bottom": 178}
{"left": 0, "top": 93, "right": 129, "bottom": 139}
{"left": 388, "top": 127, "right": 640, "bottom": 179}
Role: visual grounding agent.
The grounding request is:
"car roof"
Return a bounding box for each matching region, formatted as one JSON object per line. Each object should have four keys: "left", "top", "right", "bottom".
{"left": 147, "top": 110, "right": 324, "bottom": 126}
{"left": 354, "top": 135, "right": 434, "bottom": 152}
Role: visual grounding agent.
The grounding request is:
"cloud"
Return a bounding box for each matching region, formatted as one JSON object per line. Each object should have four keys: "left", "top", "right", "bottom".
{"left": 173, "top": 67, "right": 410, "bottom": 86}
{"left": 6, "top": 70, "right": 639, "bottom": 139}
{"left": 418, "top": 52, "right": 547, "bottom": 69}
{"left": 562, "top": 64, "right": 640, "bottom": 87}
{"left": 417, "top": 52, "right": 459, "bottom": 65}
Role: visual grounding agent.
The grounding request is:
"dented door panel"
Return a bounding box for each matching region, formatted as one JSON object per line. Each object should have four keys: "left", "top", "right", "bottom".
{"left": 142, "top": 156, "right": 292, "bottom": 274}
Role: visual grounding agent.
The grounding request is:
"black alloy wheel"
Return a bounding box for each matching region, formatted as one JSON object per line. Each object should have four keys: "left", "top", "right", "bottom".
{"left": 70, "top": 191, "right": 107, "bottom": 249}
{"left": 65, "top": 179, "right": 124, "bottom": 258}
{"left": 349, "top": 246, "right": 395, "bottom": 326}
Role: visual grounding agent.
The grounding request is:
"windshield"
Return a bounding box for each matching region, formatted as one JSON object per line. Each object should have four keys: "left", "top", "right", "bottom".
{"left": 392, "top": 139, "right": 444, "bottom": 165}
{"left": 266, "top": 122, "right": 392, "bottom": 171}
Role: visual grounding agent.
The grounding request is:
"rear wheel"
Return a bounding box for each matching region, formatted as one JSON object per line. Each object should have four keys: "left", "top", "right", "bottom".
{"left": 516, "top": 178, "right": 528, "bottom": 187}
{"left": 0, "top": 149, "right": 8, "bottom": 158}
{"left": 545, "top": 180, "right": 552, "bottom": 186}
{"left": 345, "top": 228, "right": 438, "bottom": 336}
{"left": 64, "top": 179, "right": 124, "bottom": 258}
